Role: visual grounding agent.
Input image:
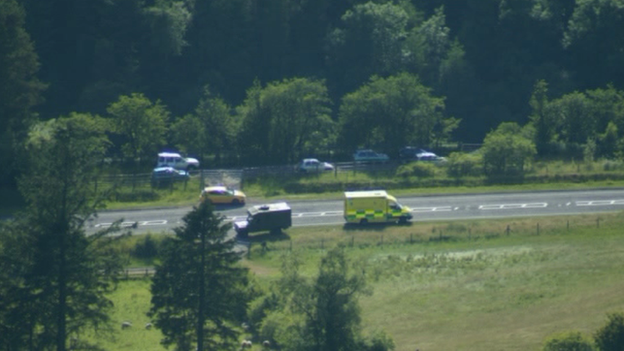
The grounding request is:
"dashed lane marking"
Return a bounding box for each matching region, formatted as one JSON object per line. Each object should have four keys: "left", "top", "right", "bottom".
{"left": 576, "top": 200, "right": 624, "bottom": 206}
{"left": 479, "top": 203, "right": 548, "bottom": 210}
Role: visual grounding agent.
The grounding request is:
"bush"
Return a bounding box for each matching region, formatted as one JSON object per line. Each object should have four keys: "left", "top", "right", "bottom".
{"left": 542, "top": 331, "right": 594, "bottom": 351}
{"left": 594, "top": 312, "right": 624, "bottom": 351}
{"left": 603, "top": 160, "right": 624, "bottom": 172}
{"left": 396, "top": 162, "right": 437, "bottom": 178}
{"left": 446, "top": 152, "right": 483, "bottom": 178}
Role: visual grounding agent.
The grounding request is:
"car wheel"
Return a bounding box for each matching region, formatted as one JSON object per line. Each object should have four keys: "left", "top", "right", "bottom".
{"left": 232, "top": 199, "right": 240, "bottom": 205}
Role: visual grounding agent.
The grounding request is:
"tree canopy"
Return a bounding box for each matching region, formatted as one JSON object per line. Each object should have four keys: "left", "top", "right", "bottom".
{"left": 149, "top": 200, "right": 251, "bottom": 351}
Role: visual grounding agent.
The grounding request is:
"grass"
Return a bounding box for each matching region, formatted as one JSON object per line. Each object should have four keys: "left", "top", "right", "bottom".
{"left": 84, "top": 279, "right": 166, "bottom": 351}
{"left": 95, "top": 212, "right": 624, "bottom": 351}
{"left": 3, "top": 159, "right": 624, "bottom": 215}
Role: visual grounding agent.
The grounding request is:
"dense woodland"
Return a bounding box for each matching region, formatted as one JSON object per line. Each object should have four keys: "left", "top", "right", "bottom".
{"left": 3, "top": 0, "right": 624, "bottom": 185}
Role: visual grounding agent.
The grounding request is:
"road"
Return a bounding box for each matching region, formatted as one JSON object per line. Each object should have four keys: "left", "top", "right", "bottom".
{"left": 88, "top": 188, "right": 624, "bottom": 235}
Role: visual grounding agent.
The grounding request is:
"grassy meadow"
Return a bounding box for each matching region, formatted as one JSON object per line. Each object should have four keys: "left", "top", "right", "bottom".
{"left": 92, "top": 212, "right": 624, "bottom": 351}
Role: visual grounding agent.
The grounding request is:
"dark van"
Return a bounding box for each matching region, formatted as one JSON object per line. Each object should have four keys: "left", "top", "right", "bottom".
{"left": 234, "top": 202, "right": 292, "bottom": 237}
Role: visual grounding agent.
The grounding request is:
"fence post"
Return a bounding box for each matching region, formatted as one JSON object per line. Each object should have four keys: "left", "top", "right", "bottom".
{"left": 351, "top": 236, "right": 354, "bottom": 247}
{"left": 506, "top": 225, "right": 510, "bottom": 236}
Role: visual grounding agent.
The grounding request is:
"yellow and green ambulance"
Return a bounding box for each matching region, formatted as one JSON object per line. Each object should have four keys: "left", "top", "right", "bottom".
{"left": 343, "top": 190, "right": 412, "bottom": 224}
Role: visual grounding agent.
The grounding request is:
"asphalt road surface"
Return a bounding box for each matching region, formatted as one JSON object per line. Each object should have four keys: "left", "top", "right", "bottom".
{"left": 88, "top": 188, "right": 624, "bottom": 235}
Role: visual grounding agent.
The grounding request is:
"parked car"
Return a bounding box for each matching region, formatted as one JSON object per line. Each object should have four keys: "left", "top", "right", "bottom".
{"left": 297, "top": 158, "right": 335, "bottom": 172}
{"left": 399, "top": 147, "right": 447, "bottom": 163}
{"left": 234, "top": 202, "right": 292, "bottom": 237}
{"left": 156, "top": 152, "right": 200, "bottom": 170}
{"left": 353, "top": 149, "right": 389, "bottom": 163}
{"left": 200, "top": 186, "right": 246, "bottom": 205}
{"left": 151, "top": 167, "right": 190, "bottom": 187}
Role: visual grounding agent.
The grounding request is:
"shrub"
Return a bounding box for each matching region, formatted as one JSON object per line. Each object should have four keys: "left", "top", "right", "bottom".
{"left": 603, "top": 160, "right": 624, "bottom": 172}
{"left": 594, "top": 312, "right": 624, "bottom": 351}
{"left": 446, "top": 152, "right": 483, "bottom": 178}
{"left": 396, "top": 162, "right": 437, "bottom": 178}
{"left": 542, "top": 331, "right": 594, "bottom": 351}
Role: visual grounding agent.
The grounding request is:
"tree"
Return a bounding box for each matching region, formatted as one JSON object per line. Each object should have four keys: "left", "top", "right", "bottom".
{"left": 107, "top": 93, "right": 169, "bottom": 166}
{"left": 338, "top": 72, "right": 452, "bottom": 157}
{"left": 594, "top": 312, "right": 624, "bottom": 351}
{"left": 529, "top": 80, "right": 552, "bottom": 156}
{"left": 193, "top": 86, "right": 238, "bottom": 164}
{"left": 0, "top": 113, "right": 124, "bottom": 350}
{"left": 564, "top": 0, "right": 624, "bottom": 89}
{"left": 542, "top": 331, "right": 595, "bottom": 351}
{"left": 170, "top": 114, "right": 206, "bottom": 159}
{"left": 481, "top": 122, "right": 536, "bottom": 177}
{"left": 0, "top": 0, "right": 46, "bottom": 186}
{"left": 327, "top": 1, "right": 410, "bottom": 99}
{"left": 273, "top": 248, "right": 394, "bottom": 351}
{"left": 549, "top": 91, "right": 593, "bottom": 146}
{"left": 149, "top": 200, "right": 251, "bottom": 351}
{"left": 404, "top": 6, "right": 451, "bottom": 88}
{"left": 238, "top": 78, "right": 334, "bottom": 165}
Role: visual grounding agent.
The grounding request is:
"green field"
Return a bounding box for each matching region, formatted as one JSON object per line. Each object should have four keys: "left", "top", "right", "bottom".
{"left": 91, "top": 212, "right": 624, "bottom": 351}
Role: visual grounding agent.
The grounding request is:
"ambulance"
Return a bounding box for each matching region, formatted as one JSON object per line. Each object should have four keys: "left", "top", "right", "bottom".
{"left": 343, "top": 190, "right": 413, "bottom": 224}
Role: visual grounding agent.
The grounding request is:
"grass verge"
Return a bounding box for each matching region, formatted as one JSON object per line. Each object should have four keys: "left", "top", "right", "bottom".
{"left": 97, "top": 212, "right": 624, "bottom": 351}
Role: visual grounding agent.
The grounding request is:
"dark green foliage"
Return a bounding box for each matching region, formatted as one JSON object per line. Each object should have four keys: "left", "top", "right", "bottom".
{"left": 149, "top": 201, "right": 251, "bottom": 351}
{"left": 0, "top": 0, "right": 45, "bottom": 186}
{"left": 238, "top": 78, "right": 334, "bottom": 165}
{"left": 8, "top": 0, "right": 624, "bottom": 173}
{"left": 106, "top": 93, "right": 169, "bottom": 165}
{"left": 272, "top": 248, "right": 393, "bottom": 351}
{"left": 542, "top": 331, "right": 595, "bottom": 351}
{"left": 338, "top": 72, "right": 448, "bottom": 156}
{"left": 594, "top": 312, "right": 624, "bottom": 351}
{"left": 0, "top": 114, "right": 124, "bottom": 350}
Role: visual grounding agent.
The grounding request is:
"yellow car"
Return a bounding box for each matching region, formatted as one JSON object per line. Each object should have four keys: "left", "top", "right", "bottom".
{"left": 200, "top": 186, "right": 246, "bottom": 205}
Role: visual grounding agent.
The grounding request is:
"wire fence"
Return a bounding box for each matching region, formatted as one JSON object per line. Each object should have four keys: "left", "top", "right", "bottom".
{"left": 244, "top": 215, "right": 609, "bottom": 258}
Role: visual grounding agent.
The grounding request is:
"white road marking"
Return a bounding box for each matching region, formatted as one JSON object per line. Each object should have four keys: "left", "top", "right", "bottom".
{"left": 576, "top": 200, "right": 624, "bottom": 206}
{"left": 479, "top": 203, "right": 548, "bottom": 210}
{"left": 411, "top": 206, "right": 452, "bottom": 212}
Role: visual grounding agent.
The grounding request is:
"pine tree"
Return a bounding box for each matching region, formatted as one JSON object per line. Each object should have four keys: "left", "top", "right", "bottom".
{"left": 149, "top": 201, "right": 251, "bottom": 351}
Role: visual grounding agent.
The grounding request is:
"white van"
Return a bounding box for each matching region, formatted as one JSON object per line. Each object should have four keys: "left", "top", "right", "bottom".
{"left": 156, "top": 152, "right": 200, "bottom": 170}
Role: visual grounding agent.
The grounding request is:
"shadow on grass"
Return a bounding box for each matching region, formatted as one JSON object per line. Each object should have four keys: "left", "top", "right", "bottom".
{"left": 237, "top": 230, "right": 291, "bottom": 243}
{"left": 342, "top": 221, "right": 414, "bottom": 232}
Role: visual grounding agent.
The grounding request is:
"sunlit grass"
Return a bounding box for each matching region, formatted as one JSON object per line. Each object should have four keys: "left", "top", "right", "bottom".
{"left": 84, "top": 279, "right": 166, "bottom": 351}
{"left": 98, "top": 212, "right": 624, "bottom": 350}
